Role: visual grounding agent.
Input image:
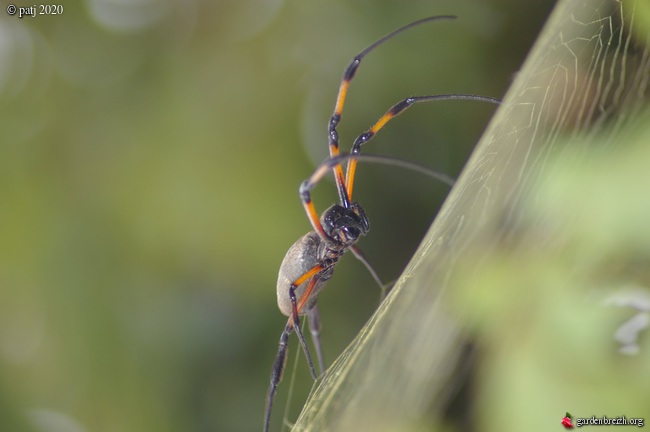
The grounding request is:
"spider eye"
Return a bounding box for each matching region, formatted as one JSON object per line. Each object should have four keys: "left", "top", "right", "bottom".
{"left": 344, "top": 226, "right": 360, "bottom": 238}
{"left": 347, "top": 227, "right": 361, "bottom": 238}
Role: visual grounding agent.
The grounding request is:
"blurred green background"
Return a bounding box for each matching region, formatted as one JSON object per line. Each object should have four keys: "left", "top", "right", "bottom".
{"left": 0, "top": 0, "right": 554, "bottom": 431}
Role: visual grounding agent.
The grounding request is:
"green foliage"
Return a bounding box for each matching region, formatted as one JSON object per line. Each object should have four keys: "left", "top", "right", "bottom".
{"left": 0, "top": 1, "right": 552, "bottom": 431}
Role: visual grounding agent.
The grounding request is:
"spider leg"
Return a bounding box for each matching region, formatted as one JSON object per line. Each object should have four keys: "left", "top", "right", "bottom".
{"left": 299, "top": 181, "right": 330, "bottom": 241}
{"left": 307, "top": 303, "right": 325, "bottom": 375}
{"left": 264, "top": 323, "right": 290, "bottom": 432}
{"left": 288, "top": 284, "right": 317, "bottom": 380}
{"left": 350, "top": 245, "right": 385, "bottom": 292}
{"left": 265, "top": 265, "right": 333, "bottom": 432}
{"left": 328, "top": 15, "right": 457, "bottom": 208}
{"left": 344, "top": 94, "right": 500, "bottom": 199}
{"left": 288, "top": 265, "right": 333, "bottom": 380}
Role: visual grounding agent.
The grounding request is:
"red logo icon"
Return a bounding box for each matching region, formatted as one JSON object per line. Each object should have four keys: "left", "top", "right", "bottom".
{"left": 562, "top": 412, "right": 574, "bottom": 429}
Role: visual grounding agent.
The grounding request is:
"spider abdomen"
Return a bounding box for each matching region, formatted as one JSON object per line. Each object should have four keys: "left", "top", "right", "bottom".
{"left": 276, "top": 231, "right": 337, "bottom": 316}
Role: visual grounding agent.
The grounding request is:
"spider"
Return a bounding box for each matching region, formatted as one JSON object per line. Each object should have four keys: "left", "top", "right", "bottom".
{"left": 264, "top": 15, "right": 500, "bottom": 432}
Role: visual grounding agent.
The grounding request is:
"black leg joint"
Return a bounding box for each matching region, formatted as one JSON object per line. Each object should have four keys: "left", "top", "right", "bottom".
{"left": 343, "top": 58, "right": 361, "bottom": 81}
{"left": 329, "top": 129, "right": 339, "bottom": 146}
{"left": 289, "top": 285, "right": 297, "bottom": 302}
{"left": 352, "top": 132, "right": 373, "bottom": 150}
{"left": 299, "top": 182, "right": 311, "bottom": 200}
{"left": 390, "top": 98, "right": 415, "bottom": 116}
{"left": 330, "top": 114, "right": 341, "bottom": 129}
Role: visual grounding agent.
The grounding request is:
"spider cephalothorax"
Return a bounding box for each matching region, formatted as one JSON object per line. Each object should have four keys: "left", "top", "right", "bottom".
{"left": 321, "top": 202, "right": 369, "bottom": 247}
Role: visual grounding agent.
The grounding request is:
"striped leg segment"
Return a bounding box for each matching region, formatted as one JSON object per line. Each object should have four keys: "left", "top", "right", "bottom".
{"left": 345, "top": 94, "right": 501, "bottom": 200}
{"left": 264, "top": 267, "right": 330, "bottom": 432}
{"left": 328, "top": 15, "right": 457, "bottom": 208}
